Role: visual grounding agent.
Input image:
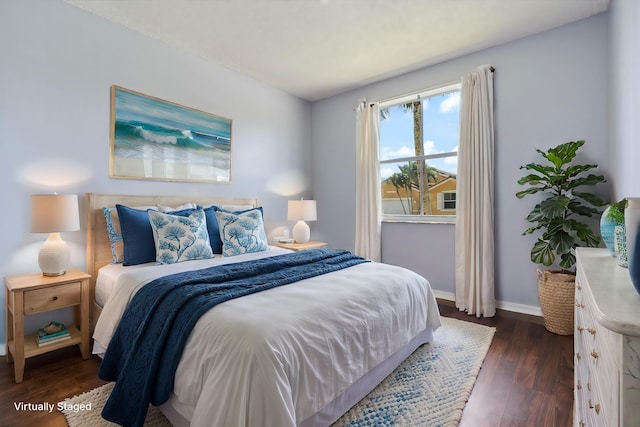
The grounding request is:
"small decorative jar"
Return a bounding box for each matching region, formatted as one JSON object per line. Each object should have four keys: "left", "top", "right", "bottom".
{"left": 614, "top": 224, "right": 628, "bottom": 268}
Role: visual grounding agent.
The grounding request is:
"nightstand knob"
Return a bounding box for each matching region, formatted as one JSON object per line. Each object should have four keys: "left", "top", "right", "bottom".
{"left": 53, "top": 296, "right": 58, "bottom": 301}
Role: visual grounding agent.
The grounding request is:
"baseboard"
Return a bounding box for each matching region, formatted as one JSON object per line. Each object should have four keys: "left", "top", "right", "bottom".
{"left": 433, "top": 290, "right": 543, "bottom": 318}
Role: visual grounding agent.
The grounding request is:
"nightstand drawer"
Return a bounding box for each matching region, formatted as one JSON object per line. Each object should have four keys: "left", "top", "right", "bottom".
{"left": 23, "top": 282, "right": 81, "bottom": 314}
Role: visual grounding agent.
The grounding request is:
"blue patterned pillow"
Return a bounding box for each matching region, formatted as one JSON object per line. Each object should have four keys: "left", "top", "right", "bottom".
{"left": 104, "top": 206, "right": 156, "bottom": 264}
{"left": 148, "top": 209, "right": 214, "bottom": 264}
{"left": 215, "top": 208, "right": 268, "bottom": 257}
{"left": 103, "top": 207, "right": 124, "bottom": 264}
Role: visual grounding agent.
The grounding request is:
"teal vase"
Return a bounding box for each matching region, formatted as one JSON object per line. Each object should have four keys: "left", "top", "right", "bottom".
{"left": 600, "top": 205, "right": 624, "bottom": 256}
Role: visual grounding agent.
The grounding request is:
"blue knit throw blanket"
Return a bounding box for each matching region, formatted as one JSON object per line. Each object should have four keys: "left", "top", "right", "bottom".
{"left": 98, "top": 248, "right": 368, "bottom": 427}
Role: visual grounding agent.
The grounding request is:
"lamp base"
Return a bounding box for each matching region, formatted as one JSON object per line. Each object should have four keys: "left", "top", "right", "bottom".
{"left": 38, "top": 232, "right": 70, "bottom": 276}
{"left": 292, "top": 220, "right": 311, "bottom": 243}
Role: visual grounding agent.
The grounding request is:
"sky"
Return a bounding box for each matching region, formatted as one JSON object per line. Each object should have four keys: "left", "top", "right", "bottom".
{"left": 379, "top": 90, "right": 460, "bottom": 180}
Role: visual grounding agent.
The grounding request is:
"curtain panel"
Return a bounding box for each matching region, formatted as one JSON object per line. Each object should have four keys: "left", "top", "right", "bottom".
{"left": 455, "top": 65, "right": 496, "bottom": 317}
{"left": 355, "top": 102, "right": 382, "bottom": 262}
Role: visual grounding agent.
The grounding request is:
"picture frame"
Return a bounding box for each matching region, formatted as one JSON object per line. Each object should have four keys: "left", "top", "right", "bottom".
{"left": 110, "top": 85, "right": 232, "bottom": 183}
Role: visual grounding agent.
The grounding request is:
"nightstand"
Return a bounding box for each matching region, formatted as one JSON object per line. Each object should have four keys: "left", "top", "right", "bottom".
{"left": 275, "top": 241, "right": 328, "bottom": 251}
{"left": 4, "top": 269, "right": 91, "bottom": 383}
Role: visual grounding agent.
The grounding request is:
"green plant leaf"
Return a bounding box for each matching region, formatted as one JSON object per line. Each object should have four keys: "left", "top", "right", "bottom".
{"left": 525, "top": 205, "right": 546, "bottom": 223}
{"left": 564, "top": 164, "right": 598, "bottom": 178}
{"left": 560, "top": 251, "right": 576, "bottom": 269}
{"left": 572, "top": 191, "right": 607, "bottom": 207}
{"left": 517, "top": 174, "right": 546, "bottom": 186}
{"left": 567, "top": 201, "right": 600, "bottom": 218}
{"left": 548, "top": 231, "right": 574, "bottom": 254}
{"left": 520, "top": 163, "right": 555, "bottom": 177}
{"left": 569, "top": 219, "right": 601, "bottom": 247}
{"left": 565, "top": 174, "right": 606, "bottom": 190}
{"left": 531, "top": 239, "right": 555, "bottom": 266}
{"left": 539, "top": 196, "right": 570, "bottom": 219}
{"left": 545, "top": 140, "right": 584, "bottom": 168}
{"left": 516, "top": 187, "right": 545, "bottom": 199}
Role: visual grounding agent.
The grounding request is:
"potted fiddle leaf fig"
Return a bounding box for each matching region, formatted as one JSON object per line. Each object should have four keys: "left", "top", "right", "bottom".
{"left": 516, "top": 140, "right": 606, "bottom": 335}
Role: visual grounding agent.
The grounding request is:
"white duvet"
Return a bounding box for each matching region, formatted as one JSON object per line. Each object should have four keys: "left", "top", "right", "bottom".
{"left": 93, "top": 247, "right": 441, "bottom": 427}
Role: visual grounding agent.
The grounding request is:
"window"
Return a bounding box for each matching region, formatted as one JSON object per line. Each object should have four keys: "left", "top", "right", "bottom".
{"left": 438, "top": 191, "right": 456, "bottom": 211}
{"left": 379, "top": 82, "right": 461, "bottom": 222}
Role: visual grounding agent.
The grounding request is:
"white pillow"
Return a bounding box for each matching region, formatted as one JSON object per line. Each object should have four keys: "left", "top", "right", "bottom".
{"left": 157, "top": 202, "right": 197, "bottom": 212}
{"left": 148, "top": 209, "right": 213, "bottom": 264}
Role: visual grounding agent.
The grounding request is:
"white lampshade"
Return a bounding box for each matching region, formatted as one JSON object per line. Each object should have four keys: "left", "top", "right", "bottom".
{"left": 288, "top": 200, "right": 317, "bottom": 243}
{"left": 287, "top": 200, "right": 317, "bottom": 222}
{"left": 31, "top": 194, "right": 80, "bottom": 276}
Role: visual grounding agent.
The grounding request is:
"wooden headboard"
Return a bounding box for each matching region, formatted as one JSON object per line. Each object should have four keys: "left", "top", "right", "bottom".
{"left": 85, "top": 193, "right": 260, "bottom": 326}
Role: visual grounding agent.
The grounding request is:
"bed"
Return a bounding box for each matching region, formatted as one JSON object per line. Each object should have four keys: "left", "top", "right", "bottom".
{"left": 85, "top": 193, "right": 441, "bottom": 427}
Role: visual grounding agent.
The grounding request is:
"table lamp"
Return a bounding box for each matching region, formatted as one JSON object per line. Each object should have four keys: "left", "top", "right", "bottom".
{"left": 30, "top": 194, "right": 80, "bottom": 276}
{"left": 288, "top": 199, "right": 317, "bottom": 243}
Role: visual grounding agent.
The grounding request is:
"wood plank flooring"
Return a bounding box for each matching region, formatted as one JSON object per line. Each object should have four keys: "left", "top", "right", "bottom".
{"left": 0, "top": 301, "right": 573, "bottom": 427}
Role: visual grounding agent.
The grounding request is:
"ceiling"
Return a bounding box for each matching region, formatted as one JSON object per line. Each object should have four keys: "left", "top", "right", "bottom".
{"left": 64, "top": 0, "right": 610, "bottom": 101}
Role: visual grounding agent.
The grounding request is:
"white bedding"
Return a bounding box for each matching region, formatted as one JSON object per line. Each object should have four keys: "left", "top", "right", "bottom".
{"left": 93, "top": 247, "right": 441, "bottom": 427}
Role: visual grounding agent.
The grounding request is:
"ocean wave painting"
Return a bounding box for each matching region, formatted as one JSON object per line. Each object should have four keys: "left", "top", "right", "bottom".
{"left": 110, "top": 86, "right": 232, "bottom": 182}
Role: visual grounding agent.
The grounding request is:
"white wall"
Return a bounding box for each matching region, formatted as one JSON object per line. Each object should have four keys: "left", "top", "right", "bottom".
{"left": 609, "top": 0, "right": 640, "bottom": 200}
{"left": 0, "top": 0, "right": 312, "bottom": 350}
{"left": 311, "top": 14, "right": 610, "bottom": 311}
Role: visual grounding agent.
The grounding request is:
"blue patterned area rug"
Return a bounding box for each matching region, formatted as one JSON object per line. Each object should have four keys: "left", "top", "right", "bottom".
{"left": 63, "top": 317, "right": 494, "bottom": 427}
{"left": 332, "top": 317, "right": 496, "bottom": 427}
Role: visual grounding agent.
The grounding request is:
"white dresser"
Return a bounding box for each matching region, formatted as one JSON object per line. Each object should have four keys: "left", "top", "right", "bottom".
{"left": 574, "top": 248, "right": 640, "bottom": 427}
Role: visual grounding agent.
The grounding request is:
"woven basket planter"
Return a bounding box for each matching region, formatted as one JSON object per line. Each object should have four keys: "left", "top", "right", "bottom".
{"left": 537, "top": 269, "right": 576, "bottom": 335}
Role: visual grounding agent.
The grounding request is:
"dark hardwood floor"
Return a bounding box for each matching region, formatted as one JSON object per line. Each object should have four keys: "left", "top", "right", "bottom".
{"left": 440, "top": 302, "right": 574, "bottom": 427}
{"left": 0, "top": 302, "right": 573, "bottom": 427}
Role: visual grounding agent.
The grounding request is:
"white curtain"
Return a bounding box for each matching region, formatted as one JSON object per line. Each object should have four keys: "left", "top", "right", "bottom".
{"left": 355, "top": 102, "right": 382, "bottom": 262}
{"left": 455, "top": 65, "right": 496, "bottom": 317}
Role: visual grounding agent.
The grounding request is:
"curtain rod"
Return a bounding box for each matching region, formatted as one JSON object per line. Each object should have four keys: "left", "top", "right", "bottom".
{"left": 355, "top": 65, "right": 494, "bottom": 110}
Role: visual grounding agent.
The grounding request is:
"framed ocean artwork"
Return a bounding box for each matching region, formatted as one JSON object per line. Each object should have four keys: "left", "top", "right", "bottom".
{"left": 110, "top": 86, "right": 232, "bottom": 183}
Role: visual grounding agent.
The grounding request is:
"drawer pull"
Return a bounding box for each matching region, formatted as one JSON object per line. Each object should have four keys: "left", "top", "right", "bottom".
{"left": 591, "top": 351, "right": 599, "bottom": 359}
{"left": 53, "top": 296, "right": 58, "bottom": 301}
{"left": 587, "top": 328, "right": 596, "bottom": 335}
{"left": 595, "top": 403, "right": 601, "bottom": 414}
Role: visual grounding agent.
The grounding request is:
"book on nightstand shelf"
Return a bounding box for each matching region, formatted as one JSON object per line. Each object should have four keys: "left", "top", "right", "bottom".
{"left": 36, "top": 322, "right": 71, "bottom": 346}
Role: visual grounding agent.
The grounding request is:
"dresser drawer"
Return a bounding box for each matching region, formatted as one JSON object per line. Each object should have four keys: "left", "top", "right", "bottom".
{"left": 23, "top": 282, "right": 81, "bottom": 314}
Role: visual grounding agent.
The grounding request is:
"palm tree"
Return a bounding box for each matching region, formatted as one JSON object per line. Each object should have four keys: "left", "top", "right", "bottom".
{"left": 408, "top": 101, "right": 433, "bottom": 214}
{"left": 386, "top": 172, "right": 410, "bottom": 214}
{"left": 381, "top": 102, "right": 434, "bottom": 214}
{"left": 385, "top": 162, "right": 439, "bottom": 215}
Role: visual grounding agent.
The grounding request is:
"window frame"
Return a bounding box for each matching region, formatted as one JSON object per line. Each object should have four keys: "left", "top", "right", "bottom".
{"left": 379, "top": 82, "right": 461, "bottom": 224}
{"left": 437, "top": 190, "right": 457, "bottom": 212}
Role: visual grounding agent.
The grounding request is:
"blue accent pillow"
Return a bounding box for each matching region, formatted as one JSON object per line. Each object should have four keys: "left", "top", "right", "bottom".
{"left": 148, "top": 209, "right": 213, "bottom": 264}
{"left": 215, "top": 208, "right": 268, "bottom": 257}
{"left": 116, "top": 204, "right": 158, "bottom": 266}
